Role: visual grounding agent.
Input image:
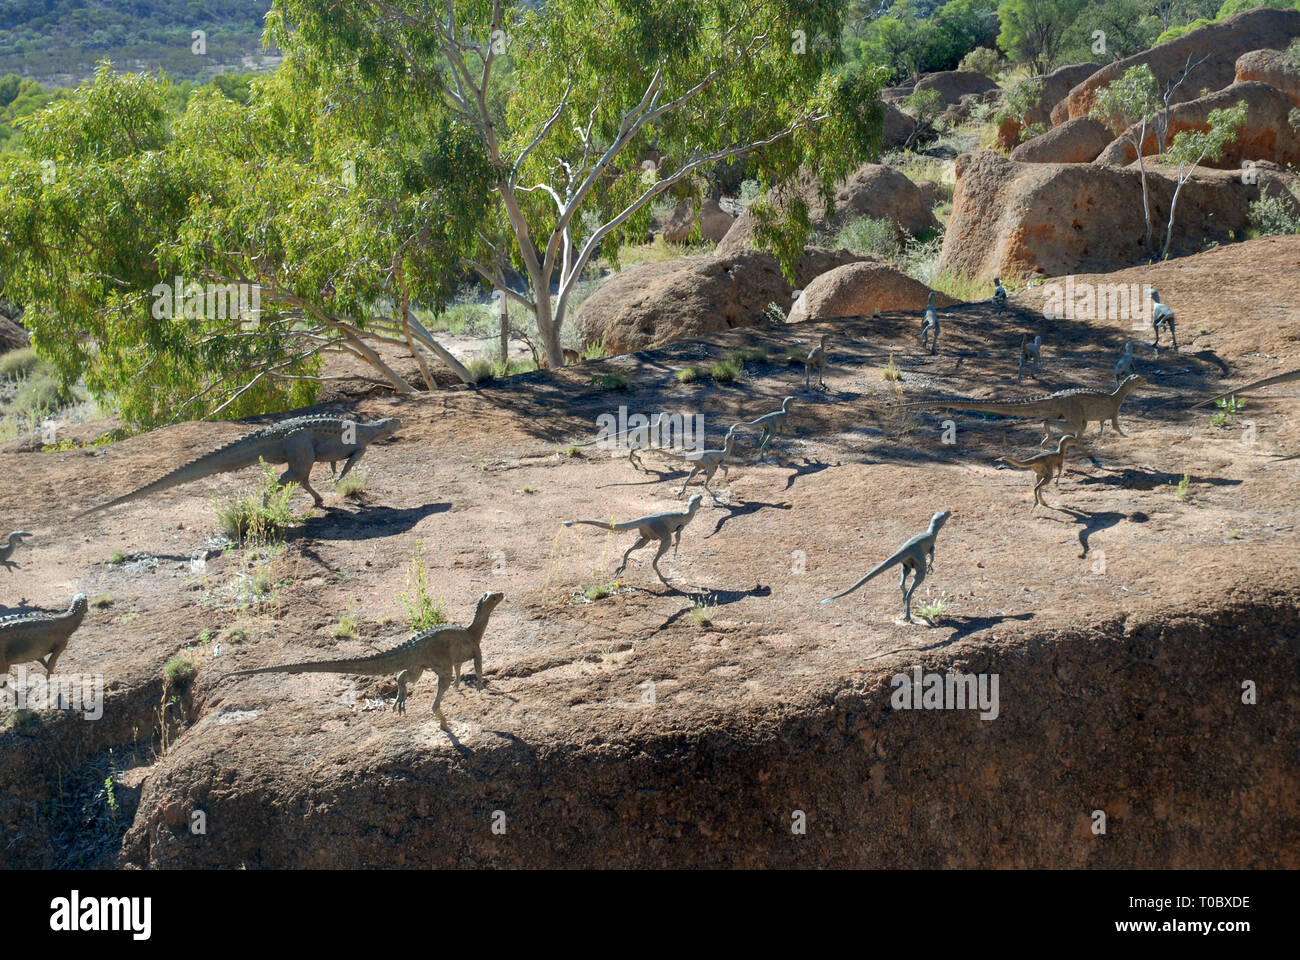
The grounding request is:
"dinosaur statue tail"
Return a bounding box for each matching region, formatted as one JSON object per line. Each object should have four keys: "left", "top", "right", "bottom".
{"left": 223, "top": 654, "right": 389, "bottom": 681}
{"left": 76, "top": 432, "right": 278, "bottom": 518}
{"left": 821, "top": 556, "right": 899, "bottom": 603}
{"left": 564, "top": 519, "right": 644, "bottom": 531}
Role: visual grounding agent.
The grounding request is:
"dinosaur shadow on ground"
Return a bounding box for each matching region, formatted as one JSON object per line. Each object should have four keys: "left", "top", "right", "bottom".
{"left": 297, "top": 502, "right": 451, "bottom": 542}
{"left": 864, "top": 612, "right": 1035, "bottom": 658}
{"left": 703, "top": 498, "right": 793, "bottom": 538}
{"left": 656, "top": 582, "right": 774, "bottom": 629}
{"left": 778, "top": 457, "right": 837, "bottom": 492}
{"left": 1044, "top": 507, "right": 1129, "bottom": 559}
{"left": 1074, "top": 466, "right": 1241, "bottom": 492}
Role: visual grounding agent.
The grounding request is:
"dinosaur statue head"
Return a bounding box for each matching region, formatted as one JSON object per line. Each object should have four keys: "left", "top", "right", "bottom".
{"left": 1119, "top": 373, "right": 1145, "bottom": 391}
{"left": 686, "top": 494, "right": 704, "bottom": 511}
{"left": 7, "top": 530, "right": 29, "bottom": 545}
{"left": 781, "top": 396, "right": 795, "bottom": 409}
{"left": 930, "top": 510, "right": 951, "bottom": 532}
{"left": 475, "top": 591, "right": 505, "bottom": 614}
{"left": 70, "top": 593, "right": 88, "bottom": 612}
{"left": 1147, "top": 288, "right": 1160, "bottom": 302}
{"left": 368, "top": 417, "right": 402, "bottom": 441}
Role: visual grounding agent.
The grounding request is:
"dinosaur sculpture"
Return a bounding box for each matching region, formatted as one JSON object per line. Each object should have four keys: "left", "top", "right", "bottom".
{"left": 1017, "top": 334, "right": 1042, "bottom": 383}
{"left": 1114, "top": 342, "right": 1135, "bottom": 384}
{"left": 821, "top": 511, "right": 950, "bottom": 623}
{"left": 992, "top": 278, "right": 1007, "bottom": 316}
{"left": 77, "top": 415, "right": 401, "bottom": 516}
{"left": 734, "top": 397, "right": 795, "bottom": 462}
{"left": 918, "top": 292, "right": 940, "bottom": 355}
{"left": 805, "top": 334, "right": 829, "bottom": 390}
{"left": 1148, "top": 289, "right": 1177, "bottom": 354}
{"left": 564, "top": 495, "right": 703, "bottom": 587}
{"left": 1, "top": 594, "right": 88, "bottom": 690}
{"left": 995, "top": 434, "right": 1087, "bottom": 510}
{"left": 223, "top": 592, "right": 503, "bottom": 730}
{"left": 0, "top": 530, "right": 30, "bottom": 572}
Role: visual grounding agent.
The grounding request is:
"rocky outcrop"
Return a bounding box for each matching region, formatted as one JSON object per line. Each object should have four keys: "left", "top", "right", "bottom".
{"left": 1234, "top": 47, "right": 1300, "bottom": 107}
{"left": 574, "top": 247, "right": 867, "bottom": 353}
{"left": 998, "top": 62, "right": 1102, "bottom": 149}
{"left": 717, "top": 164, "right": 938, "bottom": 257}
{"left": 1053, "top": 8, "right": 1300, "bottom": 123}
{"left": 1093, "top": 81, "right": 1300, "bottom": 169}
{"left": 0, "top": 314, "right": 28, "bottom": 353}
{"left": 936, "top": 149, "right": 1300, "bottom": 282}
{"left": 883, "top": 100, "right": 917, "bottom": 149}
{"left": 1011, "top": 116, "right": 1113, "bottom": 164}
{"left": 787, "top": 260, "right": 960, "bottom": 323}
{"left": 660, "top": 197, "right": 735, "bottom": 244}
{"left": 914, "top": 70, "right": 999, "bottom": 105}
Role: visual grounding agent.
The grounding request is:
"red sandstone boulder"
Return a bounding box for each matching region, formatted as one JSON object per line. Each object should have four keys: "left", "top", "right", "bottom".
{"left": 1235, "top": 47, "right": 1300, "bottom": 107}
{"left": 1011, "top": 116, "right": 1114, "bottom": 164}
{"left": 660, "top": 197, "right": 735, "bottom": 244}
{"left": 787, "top": 260, "right": 960, "bottom": 323}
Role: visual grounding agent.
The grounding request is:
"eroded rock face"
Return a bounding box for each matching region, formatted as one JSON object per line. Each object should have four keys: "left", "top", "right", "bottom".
{"left": 1011, "top": 116, "right": 1114, "bottom": 164}
{"left": 787, "top": 260, "right": 959, "bottom": 323}
{"left": 914, "top": 69, "right": 999, "bottom": 105}
{"left": 937, "top": 150, "right": 1300, "bottom": 282}
{"left": 0, "top": 314, "right": 28, "bottom": 353}
{"left": 574, "top": 247, "right": 868, "bottom": 353}
{"left": 998, "top": 61, "right": 1101, "bottom": 148}
{"left": 717, "top": 164, "right": 938, "bottom": 257}
{"left": 1094, "top": 81, "right": 1300, "bottom": 169}
{"left": 1235, "top": 47, "right": 1300, "bottom": 106}
{"left": 1054, "top": 7, "right": 1300, "bottom": 123}
{"left": 660, "top": 197, "right": 735, "bottom": 244}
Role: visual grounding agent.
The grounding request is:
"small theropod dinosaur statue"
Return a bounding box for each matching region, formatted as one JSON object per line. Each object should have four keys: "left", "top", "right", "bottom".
{"left": 804, "top": 334, "right": 830, "bottom": 390}
{"left": 564, "top": 495, "right": 704, "bottom": 587}
{"left": 78, "top": 415, "right": 401, "bottom": 516}
{"left": 894, "top": 375, "right": 1144, "bottom": 444}
{"left": 735, "top": 396, "right": 795, "bottom": 462}
{"left": 1147, "top": 289, "right": 1177, "bottom": 354}
{"left": 224, "top": 592, "right": 503, "bottom": 729}
{"left": 918, "top": 292, "right": 940, "bottom": 354}
{"left": 1, "top": 530, "right": 30, "bottom": 572}
{"left": 1, "top": 594, "right": 88, "bottom": 689}
{"left": 821, "top": 511, "right": 951, "bottom": 623}
{"left": 1016, "top": 334, "right": 1042, "bottom": 383}
{"left": 995, "top": 434, "right": 1087, "bottom": 510}
{"left": 648, "top": 428, "right": 737, "bottom": 500}
{"left": 992, "top": 277, "right": 1007, "bottom": 316}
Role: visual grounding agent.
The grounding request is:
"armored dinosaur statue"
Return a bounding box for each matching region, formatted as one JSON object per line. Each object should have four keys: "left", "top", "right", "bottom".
{"left": 223, "top": 592, "right": 502, "bottom": 730}
{"left": 918, "top": 292, "right": 940, "bottom": 355}
{"left": 1114, "top": 342, "right": 1135, "bottom": 384}
{"left": 1, "top": 530, "right": 30, "bottom": 572}
{"left": 1148, "top": 289, "right": 1177, "bottom": 354}
{"left": 893, "top": 374, "right": 1144, "bottom": 444}
{"left": 735, "top": 396, "right": 795, "bottom": 462}
{"left": 805, "top": 334, "right": 829, "bottom": 390}
{"left": 648, "top": 427, "right": 737, "bottom": 500}
{"left": 564, "top": 494, "right": 703, "bottom": 587}
{"left": 1, "top": 594, "right": 88, "bottom": 689}
{"left": 1017, "top": 334, "right": 1042, "bottom": 383}
{"left": 1191, "top": 367, "right": 1300, "bottom": 409}
{"left": 821, "top": 510, "right": 951, "bottom": 623}
{"left": 77, "top": 415, "right": 401, "bottom": 517}
{"left": 992, "top": 278, "right": 1007, "bottom": 316}
{"left": 995, "top": 434, "right": 1086, "bottom": 510}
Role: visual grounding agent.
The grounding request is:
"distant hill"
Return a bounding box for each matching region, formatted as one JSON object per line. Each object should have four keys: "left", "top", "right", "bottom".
{"left": 0, "top": 0, "right": 277, "bottom": 87}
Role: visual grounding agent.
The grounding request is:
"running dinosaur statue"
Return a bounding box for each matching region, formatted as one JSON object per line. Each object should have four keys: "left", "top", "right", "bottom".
{"left": 918, "top": 292, "right": 940, "bottom": 355}
{"left": 995, "top": 434, "right": 1087, "bottom": 510}
{"left": 1114, "top": 342, "right": 1135, "bottom": 384}
{"left": 0, "top": 530, "right": 30, "bottom": 572}
{"left": 646, "top": 427, "right": 737, "bottom": 500}
{"left": 223, "top": 592, "right": 502, "bottom": 730}
{"left": 564, "top": 494, "right": 703, "bottom": 587}
{"left": 804, "top": 334, "right": 829, "bottom": 390}
{"left": 1016, "top": 334, "right": 1042, "bottom": 383}
{"left": 1, "top": 594, "right": 87, "bottom": 689}
{"left": 992, "top": 277, "right": 1007, "bottom": 316}
{"left": 77, "top": 415, "right": 401, "bottom": 517}
{"left": 1147, "top": 289, "right": 1177, "bottom": 354}
{"left": 821, "top": 510, "right": 951, "bottom": 623}
{"left": 892, "top": 374, "right": 1145, "bottom": 444}
{"left": 734, "top": 396, "right": 795, "bottom": 462}
{"left": 1191, "top": 367, "right": 1300, "bottom": 409}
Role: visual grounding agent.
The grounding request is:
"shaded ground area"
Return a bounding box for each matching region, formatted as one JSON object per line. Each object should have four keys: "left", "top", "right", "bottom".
{"left": 2, "top": 237, "right": 1298, "bottom": 868}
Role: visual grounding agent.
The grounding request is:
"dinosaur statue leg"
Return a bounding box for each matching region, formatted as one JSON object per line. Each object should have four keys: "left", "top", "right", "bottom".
{"left": 41, "top": 640, "right": 70, "bottom": 676}
{"left": 452, "top": 662, "right": 461, "bottom": 688}
{"left": 473, "top": 650, "right": 484, "bottom": 691}
{"left": 1032, "top": 475, "right": 1048, "bottom": 509}
{"left": 431, "top": 671, "right": 452, "bottom": 730}
{"left": 678, "top": 465, "right": 701, "bottom": 498}
{"left": 672, "top": 527, "right": 682, "bottom": 558}
{"left": 615, "top": 536, "right": 649, "bottom": 575}
{"left": 701, "top": 464, "right": 721, "bottom": 501}
{"left": 904, "top": 561, "right": 926, "bottom": 623}
{"left": 393, "top": 669, "right": 412, "bottom": 714}
{"left": 649, "top": 537, "right": 673, "bottom": 585}
{"left": 1169, "top": 324, "right": 1178, "bottom": 353}
{"left": 1112, "top": 413, "right": 1127, "bottom": 436}
{"left": 333, "top": 450, "right": 363, "bottom": 484}
{"left": 278, "top": 434, "right": 325, "bottom": 507}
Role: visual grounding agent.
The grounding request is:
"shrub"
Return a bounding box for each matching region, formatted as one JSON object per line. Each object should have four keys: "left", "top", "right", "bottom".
{"left": 0, "top": 347, "right": 39, "bottom": 379}
{"left": 1248, "top": 191, "right": 1300, "bottom": 236}
{"left": 959, "top": 46, "right": 1000, "bottom": 79}
{"left": 213, "top": 462, "right": 307, "bottom": 542}
{"left": 399, "top": 540, "right": 446, "bottom": 630}
{"left": 831, "top": 216, "right": 902, "bottom": 259}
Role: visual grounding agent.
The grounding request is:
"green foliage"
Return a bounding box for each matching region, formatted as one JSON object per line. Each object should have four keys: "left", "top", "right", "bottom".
{"left": 1176, "top": 473, "right": 1191, "bottom": 501}
{"left": 587, "top": 372, "right": 629, "bottom": 391}
{"left": 831, "top": 216, "right": 904, "bottom": 258}
{"left": 847, "top": 0, "right": 999, "bottom": 83}
{"left": 1248, "top": 189, "right": 1300, "bottom": 236}
{"left": 728, "top": 347, "right": 769, "bottom": 366}
{"left": 333, "top": 613, "right": 358, "bottom": 638}
{"left": 163, "top": 653, "right": 197, "bottom": 686}
{"left": 333, "top": 467, "right": 369, "bottom": 499}
{"left": 212, "top": 462, "right": 309, "bottom": 543}
{"left": 677, "top": 365, "right": 708, "bottom": 384}
{"left": 997, "top": 0, "right": 1089, "bottom": 73}
{"left": 0, "top": 346, "right": 39, "bottom": 378}
{"left": 709, "top": 360, "right": 742, "bottom": 383}
{"left": 399, "top": 540, "right": 446, "bottom": 631}
{"left": 959, "top": 45, "right": 1001, "bottom": 77}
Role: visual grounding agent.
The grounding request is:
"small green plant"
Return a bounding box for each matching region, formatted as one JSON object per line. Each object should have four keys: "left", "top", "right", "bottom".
{"left": 225, "top": 627, "right": 247, "bottom": 643}
{"left": 710, "top": 360, "right": 741, "bottom": 383}
{"left": 913, "top": 593, "right": 949, "bottom": 622}
{"left": 163, "top": 652, "right": 197, "bottom": 686}
{"left": 1226, "top": 529, "right": 1242, "bottom": 540}
{"left": 580, "top": 339, "right": 609, "bottom": 361}
{"left": 103, "top": 776, "right": 119, "bottom": 817}
{"left": 520, "top": 485, "right": 536, "bottom": 494}
{"left": 882, "top": 354, "right": 902, "bottom": 382}
{"left": 399, "top": 540, "right": 446, "bottom": 629}
{"left": 333, "top": 466, "right": 369, "bottom": 499}
{"left": 108, "top": 550, "right": 126, "bottom": 565}
{"left": 213, "top": 461, "right": 309, "bottom": 542}
{"left": 830, "top": 216, "right": 902, "bottom": 259}
{"left": 1215, "top": 396, "right": 1245, "bottom": 415}
{"left": 584, "top": 582, "right": 613, "bottom": 602}
{"left": 198, "top": 629, "right": 212, "bottom": 644}
{"left": 587, "top": 372, "right": 628, "bottom": 391}
{"left": 0, "top": 347, "right": 40, "bottom": 379}
{"left": 677, "top": 365, "right": 708, "bottom": 384}
{"left": 376, "top": 614, "right": 394, "bottom": 628}
{"left": 333, "top": 612, "right": 358, "bottom": 638}
{"left": 92, "top": 593, "right": 113, "bottom": 609}
{"left": 763, "top": 301, "right": 787, "bottom": 324}
{"left": 690, "top": 598, "right": 715, "bottom": 627}
{"left": 728, "top": 347, "right": 768, "bottom": 366}
{"left": 561, "top": 444, "right": 581, "bottom": 458}
{"left": 1176, "top": 474, "right": 1191, "bottom": 501}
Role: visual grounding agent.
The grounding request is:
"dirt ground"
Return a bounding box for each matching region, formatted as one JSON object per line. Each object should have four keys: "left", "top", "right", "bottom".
{"left": 2, "top": 235, "right": 1298, "bottom": 868}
